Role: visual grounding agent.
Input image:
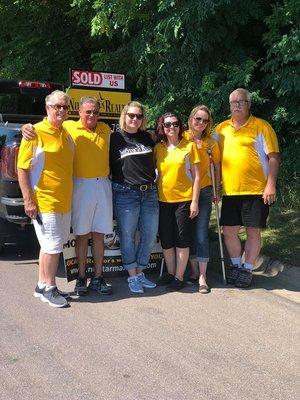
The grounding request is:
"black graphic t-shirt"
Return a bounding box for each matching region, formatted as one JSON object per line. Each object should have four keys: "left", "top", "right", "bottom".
{"left": 109, "top": 130, "right": 156, "bottom": 185}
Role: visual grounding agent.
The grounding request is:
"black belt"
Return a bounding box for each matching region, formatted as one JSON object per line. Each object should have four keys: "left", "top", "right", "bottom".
{"left": 123, "top": 182, "right": 156, "bottom": 191}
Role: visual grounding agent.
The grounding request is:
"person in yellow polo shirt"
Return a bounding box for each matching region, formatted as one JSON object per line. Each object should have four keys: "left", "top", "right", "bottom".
{"left": 183, "top": 105, "right": 221, "bottom": 294}
{"left": 154, "top": 112, "right": 201, "bottom": 291}
{"left": 18, "top": 90, "right": 74, "bottom": 308}
{"left": 214, "top": 88, "right": 280, "bottom": 288}
{"left": 67, "top": 97, "right": 113, "bottom": 296}
{"left": 21, "top": 96, "right": 113, "bottom": 297}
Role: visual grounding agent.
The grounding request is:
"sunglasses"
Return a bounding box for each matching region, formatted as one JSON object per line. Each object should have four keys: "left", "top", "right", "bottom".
{"left": 194, "top": 117, "right": 209, "bottom": 123}
{"left": 126, "top": 113, "right": 143, "bottom": 120}
{"left": 163, "top": 121, "right": 180, "bottom": 128}
{"left": 49, "top": 104, "right": 69, "bottom": 111}
{"left": 85, "top": 110, "right": 100, "bottom": 115}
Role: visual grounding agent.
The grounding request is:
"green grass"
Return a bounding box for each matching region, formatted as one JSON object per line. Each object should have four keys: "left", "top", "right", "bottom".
{"left": 210, "top": 204, "right": 300, "bottom": 267}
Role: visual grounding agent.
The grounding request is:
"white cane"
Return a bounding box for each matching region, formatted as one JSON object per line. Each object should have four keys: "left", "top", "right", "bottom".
{"left": 208, "top": 149, "right": 227, "bottom": 283}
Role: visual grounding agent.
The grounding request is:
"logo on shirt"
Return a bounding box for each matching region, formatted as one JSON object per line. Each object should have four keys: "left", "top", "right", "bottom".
{"left": 120, "top": 144, "right": 152, "bottom": 159}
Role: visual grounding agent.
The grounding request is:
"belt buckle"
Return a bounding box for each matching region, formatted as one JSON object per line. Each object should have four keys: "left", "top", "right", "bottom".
{"left": 139, "top": 184, "right": 148, "bottom": 191}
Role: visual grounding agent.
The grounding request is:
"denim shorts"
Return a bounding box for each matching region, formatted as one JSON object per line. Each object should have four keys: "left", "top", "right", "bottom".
{"left": 112, "top": 182, "right": 159, "bottom": 270}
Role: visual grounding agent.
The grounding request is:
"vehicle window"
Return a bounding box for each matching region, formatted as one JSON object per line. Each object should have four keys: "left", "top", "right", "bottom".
{"left": 0, "top": 93, "right": 46, "bottom": 115}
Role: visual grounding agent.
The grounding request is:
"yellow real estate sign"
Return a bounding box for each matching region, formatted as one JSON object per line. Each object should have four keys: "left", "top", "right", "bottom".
{"left": 66, "top": 87, "right": 131, "bottom": 120}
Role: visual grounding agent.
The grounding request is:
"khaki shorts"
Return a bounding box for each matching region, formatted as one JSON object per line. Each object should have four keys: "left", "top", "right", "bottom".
{"left": 33, "top": 212, "right": 71, "bottom": 254}
{"left": 72, "top": 177, "right": 113, "bottom": 235}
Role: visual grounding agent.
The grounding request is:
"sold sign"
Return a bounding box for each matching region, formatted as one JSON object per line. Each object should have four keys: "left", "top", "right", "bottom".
{"left": 70, "top": 69, "right": 125, "bottom": 90}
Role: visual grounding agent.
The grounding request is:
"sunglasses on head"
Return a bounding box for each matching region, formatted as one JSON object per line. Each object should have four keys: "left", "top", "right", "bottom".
{"left": 194, "top": 117, "right": 209, "bottom": 123}
{"left": 163, "top": 121, "right": 179, "bottom": 128}
{"left": 126, "top": 113, "right": 143, "bottom": 120}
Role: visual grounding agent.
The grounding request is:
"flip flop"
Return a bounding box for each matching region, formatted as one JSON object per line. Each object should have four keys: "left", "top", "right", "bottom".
{"left": 199, "top": 284, "right": 210, "bottom": 294}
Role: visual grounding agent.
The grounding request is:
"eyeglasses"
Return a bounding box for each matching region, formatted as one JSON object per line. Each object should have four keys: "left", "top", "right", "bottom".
{"left": 126, "top": 113, "right": 143, "bottom": 120}
{"left": 163, "top": 121, "right": 179, "bottom": 128}
{"left": 229, "top": 100, "right": 249, "bottom": 107}
{"left": 49, "top": 104, "right": 69, "bottom": 111}
{"left": 194, "top": 117, "right": 209, "bottom": 123}
{"left": 84, "top": 110, "right": 100, "bottom": 115}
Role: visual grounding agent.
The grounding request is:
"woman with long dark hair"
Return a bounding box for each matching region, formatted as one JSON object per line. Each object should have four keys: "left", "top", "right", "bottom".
{"left": 154, "top": 112, "right": 200, "bottom": 291}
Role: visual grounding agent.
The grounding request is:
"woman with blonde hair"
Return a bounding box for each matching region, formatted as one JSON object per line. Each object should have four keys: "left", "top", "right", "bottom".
{"left": 183, "top": 105, "right": 221, "bottom": 293}
{"left": 110, "top": 101, "right": 158, "bottom": 294}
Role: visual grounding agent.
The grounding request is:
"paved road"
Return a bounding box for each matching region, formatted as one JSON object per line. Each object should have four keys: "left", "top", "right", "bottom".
{"left": 0, "top": 236, "right": 299, "bottom": 400}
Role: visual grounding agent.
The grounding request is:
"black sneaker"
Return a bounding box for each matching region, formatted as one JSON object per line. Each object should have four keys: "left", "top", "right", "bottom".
{"left": 156, "top": 273, "right": 174, "bottom": 286}
{"left": 166, "top": 277, "right": 185, "bottom": 292}
{"left": 34, "top": 285, "right": 70, "bottom": 299}
{"left": 226, "top": 265, "right": 240, "bottom": 284}
{"left": 186, "top": 277, "right": 199, "bottom": 285}
{"left": 74, "top": 277, "right": 88, "bottom": 295}
{"left": 89, "top": 276, "right": 112, "bottom": 295}
{"left": 235, "top": 269, "right": 252, "bottom": 288}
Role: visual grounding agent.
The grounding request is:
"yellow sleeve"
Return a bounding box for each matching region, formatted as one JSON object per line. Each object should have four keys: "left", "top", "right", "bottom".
{"left": 262, "top": 121, "right": 279, "bottom": 154}
{"left": 190, "top": 142, "right": 201, "bottom": 164}
{"left": 98, "top": 121, "right": 112, "bottom": 135}
{"left": 211, "top": 139, "right": 221, "bottom": 163}
{"left": 17, "top": 138, "right": 36, "bottom": 169}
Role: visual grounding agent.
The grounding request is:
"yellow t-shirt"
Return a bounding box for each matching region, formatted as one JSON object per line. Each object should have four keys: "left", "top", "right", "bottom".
{"left": 64, "top": 120, "right": 111, "bottom": 178}
{"left": 17, "top": 118, "right": 74, "bottom": 213}
{"left": 154, "top": 137, "right": 200, "bottom": 202}
{"left": 183, "top": 130, "right": 220, "bottom": 189}
{"left": 214, "top": 115, "right": 279, "bottom": 195}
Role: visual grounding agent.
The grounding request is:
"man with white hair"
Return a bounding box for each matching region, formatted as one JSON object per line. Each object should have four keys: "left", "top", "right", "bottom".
{"left": 214, "top": 88, "right": 280, "bottom": 288}
{"left": 18, "top": 90, "right": 74, "bottom": 307}
{"left": 22, "top": 96, "right": 113, "bottom": 296}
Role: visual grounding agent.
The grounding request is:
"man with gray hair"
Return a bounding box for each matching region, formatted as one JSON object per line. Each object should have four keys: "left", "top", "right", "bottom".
{"left": 214, "top": 88, "right": 280, "bottom": 288}
{"left": 18, "top": 90, "right": 74, "bottom": 307}
{"left": 22, "top": 95, "right": 113, "bottom": 297}
{"left": 65, "top": 96, "right": 113, "bottom": 296}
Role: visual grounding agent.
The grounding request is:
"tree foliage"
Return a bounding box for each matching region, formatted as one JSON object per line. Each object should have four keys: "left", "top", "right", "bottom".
{"left": 0, "top": 0, "right": 298, "bottom": 206}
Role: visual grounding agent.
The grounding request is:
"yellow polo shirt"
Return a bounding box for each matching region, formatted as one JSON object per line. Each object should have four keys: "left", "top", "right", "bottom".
{"left": 183, "top": 130, "right": 221, "bottom": 189}
{"left": 154, "top": 137, "right": 200, "bottom": 202}
{"left": 64, "top": 120, "right": 111, "bottom": 178}
{"left": 214, "top": 115, "right": 279, "bottom": 195}
{"left": 17, "top": 118, "right": 74, "bottom": 213}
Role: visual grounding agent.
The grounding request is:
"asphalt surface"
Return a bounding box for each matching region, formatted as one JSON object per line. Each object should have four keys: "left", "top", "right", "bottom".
{"left": 0, "top": 234, "right": 299, "bottom": 400}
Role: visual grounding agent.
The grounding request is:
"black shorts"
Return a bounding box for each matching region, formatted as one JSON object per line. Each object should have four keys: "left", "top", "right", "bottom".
{"left": 220, "top": 195, "right": 269, "bottom": 229}
{"left": 159, "top": 201, "right": 195, "bottom": 249}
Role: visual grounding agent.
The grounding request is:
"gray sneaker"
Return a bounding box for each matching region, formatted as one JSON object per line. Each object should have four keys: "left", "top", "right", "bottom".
{"left": 128, "top": 276, "right": 144, "bottom": 294}
{"left": 41, "top": 287, "right": 68, "bottom": 308}
{"left": 137, "top": 272, "right": 156, "bottom": 289}
{"left": 34, "top": 284, "right": 70, "bottom": 299}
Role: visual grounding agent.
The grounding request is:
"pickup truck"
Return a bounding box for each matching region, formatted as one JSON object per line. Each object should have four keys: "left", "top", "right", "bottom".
{"left": 0, "top": 79, "right": 65, "bottom": 251}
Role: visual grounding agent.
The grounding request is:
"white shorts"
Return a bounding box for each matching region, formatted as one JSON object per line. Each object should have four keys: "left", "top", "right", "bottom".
{"left": 33, "top": 212, "right": 71, "bottom": 254}
{"left": 72, "top": 177, "right": 113, "bottom": 235}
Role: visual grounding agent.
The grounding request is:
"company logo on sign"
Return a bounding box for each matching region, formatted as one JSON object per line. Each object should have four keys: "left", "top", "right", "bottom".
{"left": 66, "top": 88, "right": 131, "bottom": 121}
{"left": 71, "top": 69, "right": 125, "bottom": 90}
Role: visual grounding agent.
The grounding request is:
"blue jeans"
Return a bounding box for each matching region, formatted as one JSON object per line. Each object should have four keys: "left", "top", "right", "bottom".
{"left": 190, "top": 186, "right": 212, "bottom": 262}
{"left": 112, "top": 183, "right": 159, "bottom": 270}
